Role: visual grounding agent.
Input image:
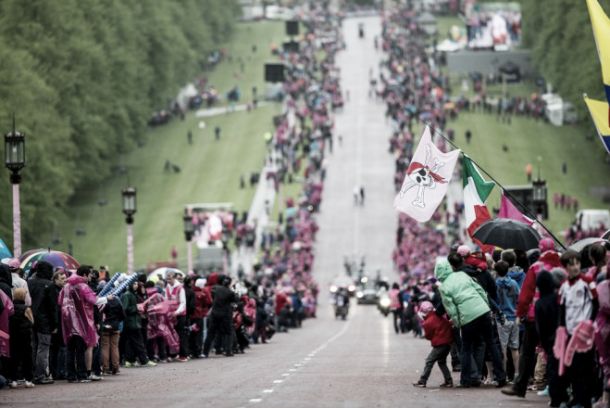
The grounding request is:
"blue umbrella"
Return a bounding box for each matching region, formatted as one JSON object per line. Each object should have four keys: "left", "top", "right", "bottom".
{"left": 0, "top": 239, "right": 12, "bottom": 260}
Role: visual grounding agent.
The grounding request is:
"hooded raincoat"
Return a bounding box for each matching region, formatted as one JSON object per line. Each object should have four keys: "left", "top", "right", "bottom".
{"left": 59, "top": 274, "right": 104, "bottom": 347}
{"left": 435, "top": 259, "right": 490, "bottom": 328}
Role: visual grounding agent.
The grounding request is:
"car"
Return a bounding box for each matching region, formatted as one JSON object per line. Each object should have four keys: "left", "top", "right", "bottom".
{"left": 356, "top": 278, "right": 379, "bottom": 305}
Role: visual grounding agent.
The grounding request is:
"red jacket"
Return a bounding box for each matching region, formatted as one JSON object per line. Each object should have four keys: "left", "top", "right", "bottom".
{"left": 423, "top": 313, "right": 453, "bottom": 347}
{"left": 516, "top": 251, "right": 561, "bottom": 320}
{"left": 192, "top": 286, "right": 212, "bottom": 319}
{"left": 275, "top": 292, "right": 289, "bottom": 315}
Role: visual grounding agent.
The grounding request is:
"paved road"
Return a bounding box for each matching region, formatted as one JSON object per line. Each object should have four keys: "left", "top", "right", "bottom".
{"left": 2, "top": 17, "right": 549, "bottom": 408}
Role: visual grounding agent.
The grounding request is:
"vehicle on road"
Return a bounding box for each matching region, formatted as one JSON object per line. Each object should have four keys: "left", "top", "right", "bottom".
{"left": 377, "top": 289, "right": 391, "bottom": 317}
{"left": 333, "top": 287, "right": 350, "bottom": 320}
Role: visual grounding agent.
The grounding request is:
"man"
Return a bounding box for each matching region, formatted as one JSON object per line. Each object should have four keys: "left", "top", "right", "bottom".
{"left": 502, "top": 238, "right": 561, "bottom": 398}
{"left": 494, "top": 260, "right": 521, "bottom": 381}
{"left": 59, "top": 265, "right": 113, "bottom": 383}
{"left": 27, "top": 261, "right": 56, "bottom": 385}
{"left": 203, "top": 275, "right": 237, "bottom": 357}
{"left": 436, "top": 255, "right": 506, "bottom": 388}
{"left": 164, "top": 272, "right": 188, "bottom": 362}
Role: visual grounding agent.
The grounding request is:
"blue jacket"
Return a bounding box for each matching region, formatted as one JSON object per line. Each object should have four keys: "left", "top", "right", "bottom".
{"left": 495, "top": 276, "right": 520, "bottom": 320}
{"left": 508, "top": 266, "right": 525, "bottom": 288}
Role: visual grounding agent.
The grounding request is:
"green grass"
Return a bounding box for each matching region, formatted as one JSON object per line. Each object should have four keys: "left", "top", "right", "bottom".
{"left": 53, "top": 21, "right": 286, "bottom": 272}
{"left": 435, "top": 16, "right": 464, "bottom": 41}
{"left": 443, "top": 113, "right": 610, "bottom": 235}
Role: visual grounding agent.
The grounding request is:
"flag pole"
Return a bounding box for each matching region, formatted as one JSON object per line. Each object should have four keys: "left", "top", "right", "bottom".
{"left": 424, "top": 123, "right": 567, "bottom": 250}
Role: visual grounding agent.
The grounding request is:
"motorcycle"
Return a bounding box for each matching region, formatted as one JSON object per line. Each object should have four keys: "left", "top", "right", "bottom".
{"left": 377, "top": 293, "right": 391, "bottom": 317}
{"left": 334, "top": 291, "right": 349, "bottom": 320}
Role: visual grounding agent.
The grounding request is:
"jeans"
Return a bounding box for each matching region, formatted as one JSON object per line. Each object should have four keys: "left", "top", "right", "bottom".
{"left": 420, "top": 344, "right": 452, "bottom": 383}
{"left": 391, "top": 310, "right": 403, "bottom": 334}
{"left": 33, "top": 332, "right": 52, "bottom": 381}
{"left": 512, "top": 320, "right": 539, "bottom": 395}
{"left": 460, "top": 313, "right": 506, "bottom": 386}
{"left": 101, "top": 331, "right": 120, "bottom": 371}
{"left": 147, "top": 337, "right": 166, "bottom": 361}
{"left": 66, "top": 336, "right": 87, "bottom": 381}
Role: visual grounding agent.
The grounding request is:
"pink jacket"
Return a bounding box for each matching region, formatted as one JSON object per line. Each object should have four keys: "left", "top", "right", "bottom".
{"left": 389, "top": 289, "right": 401, "bottom": 310}
{"left": 59, "top": 274, "right": 99, "bottom": 347}
{"left": 0, "top": 290, "right": 13, "bottom": 357}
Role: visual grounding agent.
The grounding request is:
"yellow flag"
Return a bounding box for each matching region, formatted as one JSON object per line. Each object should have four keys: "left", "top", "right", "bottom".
{"left": 586, "top": 0, "right": 610, "bottom": 102}
{"left": 583, "top": 95, "right": 610, "bottom": 153}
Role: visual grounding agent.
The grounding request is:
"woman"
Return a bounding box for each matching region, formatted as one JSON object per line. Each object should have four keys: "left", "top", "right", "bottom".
{"left": 121, "top": 280, "right": 155, "bottom": 368}
{"left": 389, "top": 283, "right": 403, "bottom": 334}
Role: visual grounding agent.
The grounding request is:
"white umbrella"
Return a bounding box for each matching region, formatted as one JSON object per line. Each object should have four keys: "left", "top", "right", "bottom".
{"left": 147, "top": 267, "right": 185, "bottom": 282}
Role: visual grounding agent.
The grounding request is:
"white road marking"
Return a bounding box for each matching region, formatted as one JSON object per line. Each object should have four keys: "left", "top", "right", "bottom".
{"left": 262, "top": 389, "right": 274, "bottom": 394}
{"left": 273, "top": 380, "right": 284, "bottom": 384}
{"left": 282, "top": 373, "right": 290, "bottom": 377}
{"left": 249, "top": 399, "right": 262, "bottom": 403}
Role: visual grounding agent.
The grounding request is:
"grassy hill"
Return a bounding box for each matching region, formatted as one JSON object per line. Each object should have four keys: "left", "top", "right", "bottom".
{"left": 52, "top": 21, "right": 285, "bottom": 272}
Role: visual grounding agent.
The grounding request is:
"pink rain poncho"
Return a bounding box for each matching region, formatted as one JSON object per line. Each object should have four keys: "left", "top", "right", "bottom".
{"left": 59, "top": 274, "right": 99, "bottom": 348}
{"left": 141, "top": 289, "right": 179, "bottom": 355}
{"left": 0, "top": 289, "right": 14, "bottom": 357}
{"left": 594, "top": 281, "right": 610, "bottom": 379}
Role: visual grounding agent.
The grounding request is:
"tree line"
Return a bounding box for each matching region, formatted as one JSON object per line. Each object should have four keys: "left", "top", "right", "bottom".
{"left": 0, "top": 0, "right": 239, "bottom": 248}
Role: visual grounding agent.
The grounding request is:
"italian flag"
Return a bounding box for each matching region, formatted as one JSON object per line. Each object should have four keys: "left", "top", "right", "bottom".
{"left": 462, "top": 156, "right": 495, "bottom": 245}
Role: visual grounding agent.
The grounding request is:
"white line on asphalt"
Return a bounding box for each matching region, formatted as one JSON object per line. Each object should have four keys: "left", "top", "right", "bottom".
{"left": 273, "top": 380, "right": 284, "bottom": 384}
{"left": 289, "top": 368, "right": 296, "bottom": 372}
{"left": 282, "top": 373, "right": 290, "bottom": 377}
{"left": 262, "top": 389, "right": 274, "bottom": 394}
{"left": 249, "top": 399, "right": 262, "bottom": 403}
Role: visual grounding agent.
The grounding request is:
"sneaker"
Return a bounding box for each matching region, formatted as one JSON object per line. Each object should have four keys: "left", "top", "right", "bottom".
{"left": 133, "top": 361, "right": 141, "bottom": 367}
{"left": 124, "top": 361, "right": 133, "bottom": 368}
{"left": 198, "top": 354, "right": 208, "bottom": 359}
{"left": 144, "top": 361, "right": 157, "bottom": 367}
{"left": 8, "top": 381, "right": 18, "bottom": 389}
{"left": 78, "top": 378, "right": 91, "bottom": 383}
{"left": 483, "top": 378, "right": 493, "bottom": 386}
{"left": 176, "top": 357, "right": 189, "bottom": 363}
{"left": 88, "top": 374, "right": 102, "bottom": 381}
{"left": 34, "top": 377, "right": 54, "bottom": 385}
{"left": 24, "top": 381, "right": 35, "bottom": 388}
{"left": 440, "top": 381, "right": 453, "bottom": 388}
{"left": 412, "top": 380, "right": 426, "bottom": 388}
{"left": 536, "top": 386, "right": 549, "bottom": 397}
{"left": 495, "top": 380, "right": 507, "bottom": 388}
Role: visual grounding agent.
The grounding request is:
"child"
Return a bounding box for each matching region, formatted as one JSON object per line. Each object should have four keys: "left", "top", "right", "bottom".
{"left": 557, "top": 250, "right": 597, "bottom": 408}
{"left": 413, "top": 301, "right": 454, "bottom": 388}
{"left": 8, "top": 288, "right": 35, "bottom": 388}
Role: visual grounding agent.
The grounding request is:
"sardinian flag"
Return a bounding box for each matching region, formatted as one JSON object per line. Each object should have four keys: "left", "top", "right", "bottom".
{"left": 394, "top": 126, "right": 460, "bottom": 222}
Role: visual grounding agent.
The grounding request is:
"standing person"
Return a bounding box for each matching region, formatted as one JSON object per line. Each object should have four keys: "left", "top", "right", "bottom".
{"left": 494, "top": 260, "right": 521, "bottom": 381}
{"left": 182, "top": 276, "right": 196, "bottom": 356}
{"left": 436, "top": 256, "right": 506, "bottom": 388}
{"left": 100, "top": 292, "right": 124, "bottom": 375}
{"left": 165, "top": 272, "right": 188, "bottom": 362}
{"left": 121, "top": 280, "right": 155, "bottom": 368}
{"left": 187, "top": 130, "right": 193, "bottom": 145}
{"left": 0, "top": 264, "right": 12, "bottom": 299}
{"left": 502, "top": 238, "right": 561, "bottom": 398}
{"left": 59, "top": 265, "right": 113, "bottom": 383}
{"left": 465, "top": 130, "right": 472, "bottom": 144}
{"left": 412, "top": 301, "right": 454, "bottom": 388}
{"left": 0, "top": 283, "right": 13, "bottom": 383}
{"left": 7, "top": 288, "right": 34, "bottom": 388}
{"left": 556, "top": 250, "right": 597, "bottom": 408}
{"left": 360, "top": 186, "right": 365, "bottom": 205}
{"left": 389, "top": 283, "right": 403, "bottom": 334}
{"left": 48, "top": 270, "right": 66, "bottom": 381}
{"left": 215, "top": 126, "right": 221, "bottom": 141}
{"left": 203, "top": 275, "right": 237, "bottom": 358}
{"left": 2, "top": 259, "right": 30, "bottom": 306}
{"left": 27, "top": 261, "right": 56, "bottom": 385}
{"left": 534, "top": 271, "right": 564, "bottom": 407}
{"left": 191, "top": 278, "right": 212, "bottom": 358}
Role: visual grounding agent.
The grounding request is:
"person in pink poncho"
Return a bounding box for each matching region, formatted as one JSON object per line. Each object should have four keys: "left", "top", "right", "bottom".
{"left": 0, "top": 286, "right": 14, "bottom": 379}
{"left": 59, "top": 265, "right": 113, "bottom": 383}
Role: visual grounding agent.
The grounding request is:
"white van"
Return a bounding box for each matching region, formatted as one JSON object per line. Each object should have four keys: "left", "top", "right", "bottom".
{"left": 576, "top": 209, "right": 610, "bottom": 231}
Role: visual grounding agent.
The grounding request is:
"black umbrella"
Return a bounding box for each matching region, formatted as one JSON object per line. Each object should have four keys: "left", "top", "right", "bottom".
{"left": 568, "top": 237, "right": 610, "bottom": 253}
{"left": 472, "top": 218, "right": 541, "bottom": 251}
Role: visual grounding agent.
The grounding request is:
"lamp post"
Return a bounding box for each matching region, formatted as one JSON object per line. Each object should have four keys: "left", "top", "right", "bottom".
{"left": 4, "top": 119, "right": 26, "bottom": 258}
{"left": 121, "top": 187, "right": 137, "bottom": 274}
{"left": 183, "top": 213, "right": 194, "bottom": 274}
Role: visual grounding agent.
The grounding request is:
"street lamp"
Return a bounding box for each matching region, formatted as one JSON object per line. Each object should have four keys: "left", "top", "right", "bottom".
{"left": 183, "top": 213, "right": 194, "bottom": 274}
{"left": 4, "top": 119, "right": 26, "bottom": 258}
{"left": 121, "top": 187, "right": 137, "bottom": 274}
